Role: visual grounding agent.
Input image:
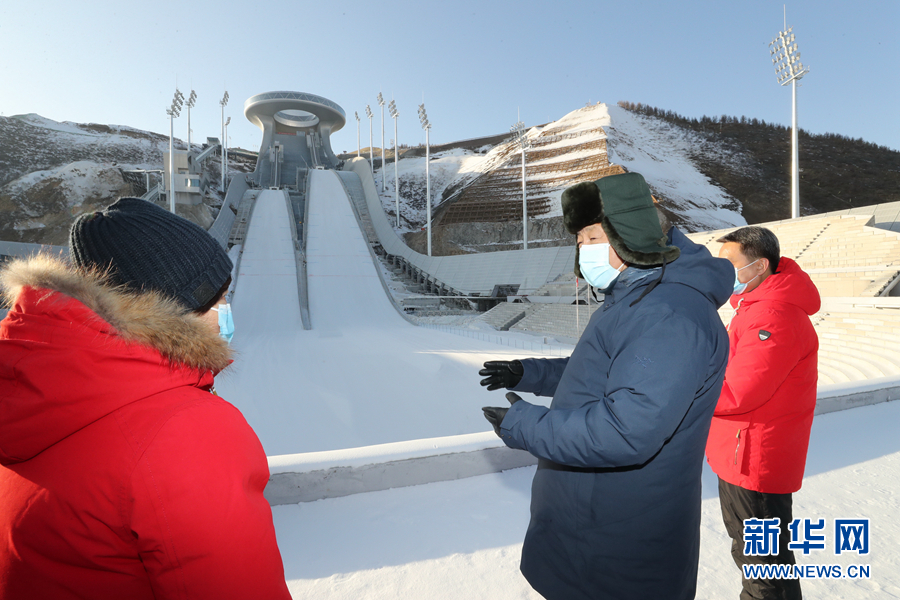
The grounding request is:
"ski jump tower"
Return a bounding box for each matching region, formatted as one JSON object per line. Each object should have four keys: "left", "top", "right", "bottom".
{"left": 244, "top": 91, "right": 346, "bottom": 188}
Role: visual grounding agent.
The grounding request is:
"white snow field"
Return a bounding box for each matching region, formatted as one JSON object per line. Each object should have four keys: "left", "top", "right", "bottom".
{"left": 274, "top": 400, "right": 900, "bottom": 599}
{"left": 216, "top": 172, "right": 541, "bottom": 456}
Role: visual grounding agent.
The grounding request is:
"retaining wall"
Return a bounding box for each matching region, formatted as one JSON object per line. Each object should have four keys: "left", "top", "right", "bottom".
{"left": 265, "top": 376, "right": 899, "bottom": 506}
{"left": 341, "top": 158, "right": 575, "bottom": 295}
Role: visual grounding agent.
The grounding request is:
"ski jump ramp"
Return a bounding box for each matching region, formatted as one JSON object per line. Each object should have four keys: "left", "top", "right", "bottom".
{"left": 216, "top": 171, "right": 543, "bottom": 457}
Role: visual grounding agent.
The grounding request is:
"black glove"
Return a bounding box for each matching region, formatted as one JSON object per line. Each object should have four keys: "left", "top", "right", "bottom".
{"left": 479, "top": 360, "right": 524, "bottom": 391}
{"left": 482, "top": 392, "right": 522, "bottom": 437}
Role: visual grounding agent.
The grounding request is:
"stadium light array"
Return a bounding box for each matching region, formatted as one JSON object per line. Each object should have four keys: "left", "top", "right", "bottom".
{"left": 365, "top": 105, "right": 374, "bottom": 171}
{"left": 389, "top": 99, "right": 400, "bottom": 227}
{"left": 377, "top": 93, "right": 386, "bottom": 192}
{"left": 769, "top": 23, "right": 810, "bottom": 219}
{"left": 224, "top": 117, "right": 231, "bottom": 189}
{"left": 511, "top": 119, "right": 529, "bottom": 249}
{"left": 220, "top": 91, "right": 229, "bottom": 193}
{"left": 418, "top": 103, "right": 433, "bottom": 256}
{"left": 166, "top": 89, "right": 184, "bottom": 213}
{"left": 355, "top": 111, "right": 361, "bottom": 157}
{"left": 185, "top": 90, "right": 197, "bottom": 153}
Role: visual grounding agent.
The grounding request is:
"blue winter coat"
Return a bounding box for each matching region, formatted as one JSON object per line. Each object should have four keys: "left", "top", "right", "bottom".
{"left": 500, "top": 227, "right": 733, "bottom": 600}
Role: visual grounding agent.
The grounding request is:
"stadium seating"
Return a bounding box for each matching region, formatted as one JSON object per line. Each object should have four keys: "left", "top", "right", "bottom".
{"left": 476, "top": 209, "right": 900, "bottom": 386}
{"left": 686, "top": 214, "right": 900, "bottom": 298}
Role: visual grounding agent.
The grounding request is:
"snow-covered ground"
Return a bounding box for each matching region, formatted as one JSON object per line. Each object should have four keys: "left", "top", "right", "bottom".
{"left": 13, "top": 114, "right": 148, "bottom": 137}
{"left": 2, "top": 114, "right": 170, "bottom": 174}
{"left": 273, "top": 400, "right": 900, "bottom": 599}
{"left": 5, "top": 161, "right": 131, "bottom": 211}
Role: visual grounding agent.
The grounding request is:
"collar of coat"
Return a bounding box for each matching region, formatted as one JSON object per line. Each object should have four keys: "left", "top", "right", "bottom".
{"left": 1, "top": 254, "right": 233, "bottom": 373}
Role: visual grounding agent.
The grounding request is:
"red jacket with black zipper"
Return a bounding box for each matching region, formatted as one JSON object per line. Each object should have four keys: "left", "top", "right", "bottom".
{"left": 0, "top": 256, "right": 291, "bottom": 600}
{"left": 706, "top": 256, "right": 820, "bottom": 494}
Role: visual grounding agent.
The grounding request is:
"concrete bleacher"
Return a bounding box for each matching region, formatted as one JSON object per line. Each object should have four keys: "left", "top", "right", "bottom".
{"left": 811, "top": 298, "right": 900, "bottom": 385}
{"left": 685, "top": 213, "right": 900, "bottom": 298}
{"left": 528, "top": 275, "right": 589, "bottom": 298}
{"left": 471, "top": 206, "right": 900, "bottom": 386}
{"left": 706, "top": 210, "right": 900, "bottom": 386}
{"left": 509, "top": 303, "right": 601, "bottom": 341}
{"left": 477, "top": 302, "right": 534, "bottom": 331}
{"left": 477, "top": 271, "right": 597, "bottom": 337}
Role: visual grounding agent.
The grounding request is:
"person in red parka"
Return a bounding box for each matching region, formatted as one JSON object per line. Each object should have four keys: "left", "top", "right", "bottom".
{"left": 706, "top": 226, "right": 820, "bottom": 600}
{"left": 0, "top": 198, "right": 292, "bottom": 600}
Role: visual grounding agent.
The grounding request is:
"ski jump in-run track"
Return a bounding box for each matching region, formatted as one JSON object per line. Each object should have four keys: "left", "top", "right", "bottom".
{"left": 216, "top": 171, "right": 539, "bottom": 457}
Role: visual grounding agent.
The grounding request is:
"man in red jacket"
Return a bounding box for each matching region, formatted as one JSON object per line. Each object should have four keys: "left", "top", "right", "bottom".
{"left": 706, "top": 226, "right": 820, "bottom": 600}
{"left": 0, "top": 199, "right": 292, "bottom": 600}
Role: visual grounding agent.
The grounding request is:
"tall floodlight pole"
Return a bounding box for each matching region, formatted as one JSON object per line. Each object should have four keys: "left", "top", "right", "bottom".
{"left": 365, "top": 105, "right": 374, "bottom": 170}
{"left": 418, "top": 103, "right": 433, "bottom": 256}
{"left": 511, "top": 120, "right": 529, "bottom": 249}
{"left": 224, "top": 117, "right": 231, "bottom": 188}
{"left": 185, "top": 90, "right": 197, "bottom": 153}
{"left": 389, "top": 99, "right": 400, "bottom": 227}
{"left": 355, "top": 111, "right": 361, "bottom": 157}
{"left": 377, "top": 93, "right": 386, "bottom": 192}
{"left": 166, "top": 89, "right": 184, "bottom": 213}
{"left": 220, "top": 91, "right": 229, "bottom": 193}
{"left": 769, "top": 23, "right": 810, "bottom": 219}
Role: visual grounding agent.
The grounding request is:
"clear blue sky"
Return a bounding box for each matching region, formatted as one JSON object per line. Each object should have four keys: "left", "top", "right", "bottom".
{"left": 2, "top": 0, "right": 897, "bottom": 156}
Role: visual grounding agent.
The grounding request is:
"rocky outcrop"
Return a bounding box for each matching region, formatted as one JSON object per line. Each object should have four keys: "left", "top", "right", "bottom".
{"left": 0, "top": 162, "right": 133, "bottom": 244}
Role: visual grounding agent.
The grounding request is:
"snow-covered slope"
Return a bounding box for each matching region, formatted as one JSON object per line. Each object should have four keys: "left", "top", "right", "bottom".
{"left": 0, "top": 114, "right": 223, "bottom": 243}
{"left": 605, "top": 103, "right": 747, "bottom": 230}
{"left": 375, "top": 102, "right": 746, "bottom": 238}
{"left": 0, "top": 114, "right": 172, "bottom": 188}
{"left": 374, "top": 147, "right": 493, "bottom": 229}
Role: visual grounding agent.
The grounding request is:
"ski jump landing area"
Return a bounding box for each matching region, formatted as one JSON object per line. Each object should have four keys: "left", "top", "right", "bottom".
{"left": 216, "top": 172, "right": 543, "bottom": 501}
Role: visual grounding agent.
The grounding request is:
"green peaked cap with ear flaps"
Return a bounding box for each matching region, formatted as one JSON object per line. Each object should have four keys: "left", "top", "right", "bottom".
{"left": 561, "top": 172, "right": 680, "bottom": 277}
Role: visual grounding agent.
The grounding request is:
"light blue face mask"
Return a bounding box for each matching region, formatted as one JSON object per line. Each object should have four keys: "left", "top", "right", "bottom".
{"left": 732, "top": 259, "right": 760, "bottom": 295}
{"left": 211, "top": 303, "right": 234, "bottom": 343}
{"left": 579, "top": 243, "right": 625, "bottom": 290}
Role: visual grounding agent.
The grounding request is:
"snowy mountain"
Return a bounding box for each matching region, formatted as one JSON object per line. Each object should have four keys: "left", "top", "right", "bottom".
{"left": 604, "top": 103, "right": 747, "bottom": 229}
{"left": 373, "top": 103, "right": 747, "bottom": 255}
{"left": 0, "top": 114, "right": 236, "bottom": 244}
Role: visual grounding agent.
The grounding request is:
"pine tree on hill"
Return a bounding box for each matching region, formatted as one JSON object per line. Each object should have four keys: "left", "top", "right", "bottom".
{"left": 617, "top": 101, "right": 900, "bottom": 223}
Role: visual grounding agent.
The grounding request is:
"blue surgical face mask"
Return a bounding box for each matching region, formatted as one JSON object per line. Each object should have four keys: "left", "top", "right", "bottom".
{"left": 732, "top": 259, "right": 760, "bottom": 295}
{"left": 579, "top": 243, "right": 625, "bottom": 290}
{"left": 211, "top": 303, "right": 234, "bottom": 343}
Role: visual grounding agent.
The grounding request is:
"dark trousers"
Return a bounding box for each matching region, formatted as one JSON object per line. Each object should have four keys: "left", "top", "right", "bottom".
{"left": 718, "top": 477, "right": 802, "bottom": 600}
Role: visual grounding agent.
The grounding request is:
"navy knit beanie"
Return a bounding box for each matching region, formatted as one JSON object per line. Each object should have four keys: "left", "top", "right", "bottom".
{"left": 69, "top": 198, "right": 233, "bottom": 311}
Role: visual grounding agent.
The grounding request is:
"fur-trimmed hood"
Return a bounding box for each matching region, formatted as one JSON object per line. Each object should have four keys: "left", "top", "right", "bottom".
{"left": 1, "top": 254, "right": 232, "bottom": 372}
{"left": 0, "top": 254, "right": 233, "bottom": 464}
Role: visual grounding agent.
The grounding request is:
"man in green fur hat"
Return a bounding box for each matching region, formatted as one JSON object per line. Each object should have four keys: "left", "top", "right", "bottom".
{"left": 480, "top": 171, "right": 734, "bottom": 600}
